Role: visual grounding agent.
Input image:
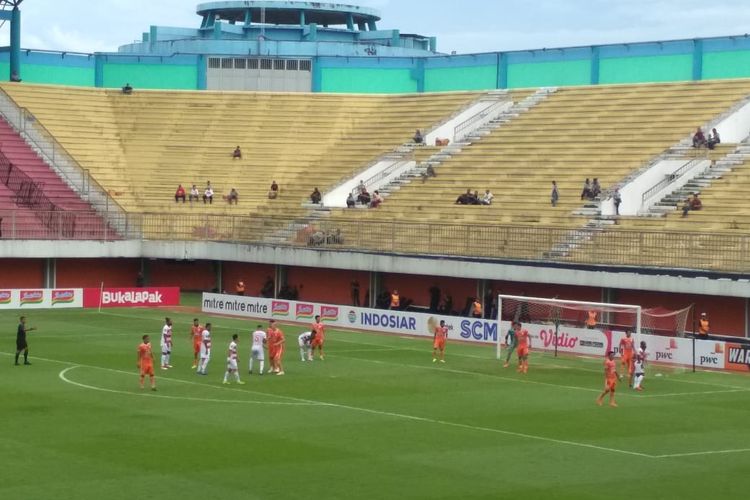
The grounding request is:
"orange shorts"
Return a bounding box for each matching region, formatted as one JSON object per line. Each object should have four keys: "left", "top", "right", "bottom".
{"left": 140, "top": 363, "right": 154, "bottom": 377}
{"left": 518, "top": 346, "right": 529, "bottom": 358}
{"left": 606, "top": 378, "right": 617, "bottom": 391}
{"left": 433, "top": 338, "right": 445, "bottom": 350}
{"left": 622, "top": 352, "right": 633, "bottom": 365}
{"left": 193, "top": 341, "right": 202, "bottom": 355}
{"left": 311, "top": 337, "right": 324, "bottom": 348}
{"left": 272, "top": 346, "right": 284, "bottom": 361}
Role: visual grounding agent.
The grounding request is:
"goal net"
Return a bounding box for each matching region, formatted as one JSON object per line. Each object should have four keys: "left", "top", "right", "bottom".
{"left": 496, "top": 294, "right": 692, "bottom": 360}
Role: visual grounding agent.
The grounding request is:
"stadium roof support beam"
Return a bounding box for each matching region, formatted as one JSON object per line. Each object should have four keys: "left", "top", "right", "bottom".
{"left": 0, "top": 1, "right": 22, "bottom": 81}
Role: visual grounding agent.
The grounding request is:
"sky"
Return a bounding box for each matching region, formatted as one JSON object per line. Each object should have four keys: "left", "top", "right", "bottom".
{"left": 0, "top": 0, "right": 749, "bottom": 54}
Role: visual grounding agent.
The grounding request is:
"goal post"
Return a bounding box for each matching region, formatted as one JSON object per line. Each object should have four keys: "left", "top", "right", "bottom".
{"left": 496, "top": 294, "right": 642, "bottom": 360}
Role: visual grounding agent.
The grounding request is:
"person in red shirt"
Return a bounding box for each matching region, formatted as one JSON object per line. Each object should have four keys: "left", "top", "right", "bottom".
{"left": 189, "top": 318, "right": 203, "bottom": 369}
{"left": 432, "top": 320, "right": 448, "bottom": 363}
{"left": 310, "top": 315, "right": 325, "bottom": 361}
{"left": 174, "top": 184, "right": 186, "bottom": 203}
{"left": 619, "top": 331, "right": 635, "bottom": 384}
{"left": 267, "top": 320, "right": 285, "bottom": 375}
{"left": 515, "top": 321, "right": 530, "bottom": 374}
{"left": 137, "top": 335, "right": 156, "bottom": 391}
{"left": 596, "top": 351, "right": 621, "bottom": 407}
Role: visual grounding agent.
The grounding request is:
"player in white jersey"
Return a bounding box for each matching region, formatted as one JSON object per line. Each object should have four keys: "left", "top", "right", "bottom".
{"left": 298, "top": 331, "right": 313, "bottom": 362}
{"left": 249, "top": 324, "right": 266, "bottom": 375}
{"left": 160, "top": 317, "right": 173, "bottom": 370}
{"left": 197, "top": 322, "right": 212, "bottom": 375}
{"left": 223, "top": 334, "right": 245, "bottom": 385}
{"left": 633, "top": 341, "right": 647, "bottom": 391}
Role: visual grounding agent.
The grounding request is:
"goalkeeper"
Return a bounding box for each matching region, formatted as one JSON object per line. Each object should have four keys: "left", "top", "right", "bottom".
{"left": 502, "top": 325, "right": 518, "bottom": 368}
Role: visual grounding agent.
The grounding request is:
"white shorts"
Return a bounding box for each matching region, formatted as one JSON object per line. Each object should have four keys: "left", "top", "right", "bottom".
{"left": 161, "top": 346, "right": 171, "bottom": 355}
{"left": 251, "top": 346, "right": 264, "bottom": 361}
{"left": 298, "top": 338, "right": 310, "bottom": 348}
{"left": 227, "top": 358, "right": 238, "bottom": 370}
{"left": 200, "top": 349, "right": 211, "bottom": 360}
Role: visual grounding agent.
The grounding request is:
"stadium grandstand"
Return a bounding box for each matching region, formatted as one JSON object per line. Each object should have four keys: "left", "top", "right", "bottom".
{"left": 2, "top": 0, "right": 750, "bottom": 338}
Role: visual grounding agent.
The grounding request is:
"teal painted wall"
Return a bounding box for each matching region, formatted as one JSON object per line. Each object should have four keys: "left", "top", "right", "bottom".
{"left": 702, "top": 50, "right": 750, "bottom": 79}
{"left": 102, "top": 63, "right": 198, "bottom": 89}
{"left": 424, "top": 65, "right": 496, "bottom": 92}
{"left": 599, "top": 54, "right": 693, "bottom": 84}
{"left": 320, "top": 67, "right": 417, "bottom": 93}
{"left": 507, "top": 60, "right": 590, "bottom": 88}
{"left": 0, "top": 62, "right": 94, "bottom": 86}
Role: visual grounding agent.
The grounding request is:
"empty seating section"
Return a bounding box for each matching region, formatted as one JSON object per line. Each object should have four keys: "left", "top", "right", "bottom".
{"left": 0, "top": 84, "right": 479, "bottom": 226}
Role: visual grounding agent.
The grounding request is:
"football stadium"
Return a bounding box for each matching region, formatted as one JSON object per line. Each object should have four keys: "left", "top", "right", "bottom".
{"left": 2, "top": 1, "right": 750, "bottom": 498}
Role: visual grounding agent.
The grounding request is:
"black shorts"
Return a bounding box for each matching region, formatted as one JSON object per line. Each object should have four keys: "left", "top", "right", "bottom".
{"left": 16, "top": 339, "right": 28, "bottom": 351}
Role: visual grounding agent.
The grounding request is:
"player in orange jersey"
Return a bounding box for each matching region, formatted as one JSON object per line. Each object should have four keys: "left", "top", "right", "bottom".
{"left": 619, "top": 331, "right": 635, "bottom": 386}
{"left": 432, "top": 319, "right": 448, "bottom": 363}
{"left": 268, "top": 320, "right": 286, "bottom": 375}
{"left": 137, "top": 335, "right": 156, "bottom": 391}
{"left": 189, "top": 318, "right": 204, "bottom": 369}
{"left": 596, "top": 351, "right": 621, "bottom": 407}
{"left": 515, "top": 321, "right": 531, "bottom": 373}
{"left": 310, "top": 315, "right": 325, "bottom": 361}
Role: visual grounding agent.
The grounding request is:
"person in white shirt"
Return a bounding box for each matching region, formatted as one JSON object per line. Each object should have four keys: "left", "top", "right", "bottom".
{"left": 298, "top": 331, "right": 313, "bottom": 362}
{"left": 160, "top": 317, "right": 173, "bottom": 370}
{"left": 249, "top": 325, "right": 267, "bottom": 375}
{"left": 632, "top": 341, "right": 647, "bottom": 391}
{"left": 223, "top": 334, "right": 245, "bottom": 385}
{"left": 197, "top": 323, "right": 212, "bottom": 375}
{"left": 189, "top": 184, "right": 200, "bottom": 203}
{"left": 481, "top": 189, "right": 494, "bottom": 205}
{"left": 203, "top": 181, "right": 214, "bottom": 204}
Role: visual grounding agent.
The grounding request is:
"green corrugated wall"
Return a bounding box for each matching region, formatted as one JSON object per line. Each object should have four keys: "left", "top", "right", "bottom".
{"left": 702, "top": 50, "right": 750, "bottom": 79}
{"left": 319, "top": 68, "right": 417, "bottom": 93}
{"left": 102, "top": 63, "right": 198, "bottom": 90}
{"left": 599, "top": 54, "right": 693, "bottom": 84}
{"left": 507, "top": 60, "right": 591, "bottom": 88}
{"left": 424, "top": 65, "right": 496, "bottom": 92}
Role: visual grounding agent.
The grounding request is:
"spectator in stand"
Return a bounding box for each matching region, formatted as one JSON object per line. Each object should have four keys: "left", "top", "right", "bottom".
{"left": 455, "top": 189, "right": 474, "bottom": 205}
{"left": 203, "top": 181, "right": 214, "bottom": 204}
{"left": 591, "top": 178, "right": 602, "bottom": 199}
{"left": 471, "top": 297, "right": 483, "bottom": 318}
{"left": 346, "top": 192, "right": 356, "bottom": 208}
{"left": 707, "top": 128, "right": 721, "bottom": 150}
{"left": 357, "top": 180, "right": 366, "bottom": 194}
{"left": 226, "top": 188, "right": 239, "bottom": 205}
{"left": 681, "top": 192, "right": 702, "bottom": 217}
{"left": 692, "top": 127, "right": 707, "bottom": 148}
{"left": 480, "top": 189, "right": 494, "bottom": 205}
{"left": 551, "top": 180, "right": 559, "bottom": 207}
{"left": 358, "top": 188, "right": 371, "bottom": 206}
{"left": 698, "top": 312, "right": 710, "bottom": 338}
{"left": 122, "top": 83, "right": 133, "bottom": 94}
{"left": 174, "top": 184, "right": 186, "bottom": 203}
{"left": 235, "top": 280, "right": 245, "bottom": 296}
{"left": 413, "top": 129, "right": 424, "bottom": 144}
{"left": 189, "top": 184, "right": 200, "bottom": 203}
{"left": 310, "top": 187, "right": 322, "bottom": 204}
{"left": 351, "top": 280, "right": 360, "bottom": 306}
{"left": 470, "top": 190, "right": 481, "bottom": 205}
{"left": 389, "top": 289, "right": 400, "bottom": 310}
{"left": 268, "top": 181, "right": 279, "bottom": 199}
{"left": 613, "top": 188, "right": 622, "bottom": 216}
{"left": 580, "top": 178, "right": 592, "bottom": 200}
{"left": 232, "top": 146, "right": 242, "bottom": 159}
{"left": 370, "top": 190, "right": 383, "bottom": 208}
{"left": 421, "top": 164, "right": 436, "bottom": 183}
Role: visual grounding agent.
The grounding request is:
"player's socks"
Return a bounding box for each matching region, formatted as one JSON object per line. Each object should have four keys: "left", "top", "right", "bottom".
{"left": 14, "top": 352, "right": 20, "bottom": 365}
{"left": 223, "top": 372, "right": 229, "bottom": 383}
{"left": 259, "top": 361, "right": 264, "bottom": 373}
{"left": 300, "top": 348, "right": 306, "bottom": 361}
{"left": 234, "top": 372, "right": 242, "bottom": 383}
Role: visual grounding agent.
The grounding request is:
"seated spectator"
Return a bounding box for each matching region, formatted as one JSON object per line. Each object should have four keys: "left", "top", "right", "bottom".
{"left": 308, "top": 230, "right": 326, "bottom": 246}
{"left": 434, "top": 138, "right": 450, "bottom": 147}
{"left": 591, "top": 178, "right": 601, "bottom": 199}
{"left": 310, "top": 187, "right": 322, "bottom": 204}
{"left": 580, "top": 178, "right": 591, "bottom": 200}
{"left": 358, "top": 188, "right": 371, "bottom": 206}
{"left": 326, "top": 229, "right": 344, "bottom": 245}
{"left": 692, "top": 127, "right": 707, "bottom": 148}
{"left": 346, "top": 192, "right": 356, "bottom": 208}
{"left": 268, "top": 180, "right": 279, "bottom": 199}
{"left": 480, "top": 189, "right": 494, "bottom": 205}
{"left": 226, "top": 188, "right": 239, "bottom": 205}
{"left": 682, "top": 192, "right": 702, "bottom": 217}
{"left": 189, "top": 184, "right": 200, "bottom": 203}
{"left": 232, "top": 146, "right": 242, "bottom": 159}
{"left": 707, "top": 128, "right": 721, "bottom": 150}
{"left": 370, "top": 190, "right": 383, "bottom": 208}
{"left": 174, "top": 184, "right": 186, "bottom": 203}
{"left": 455, "top": 189, "right": 474, "bottom": 205}
{"left": 203, "top": 181, "right": 214, "bottom": 204}
{"left": 357, "top": 180, "right": 366, "bottom": 194}
{"left": 413, "top": 129, "right": 423, "bottom": 144}
{"left": 421, "top": 164, "right": 436, "bottom": 183}
{"left": 470, "top": 190, "right": 481, "bottom": 205}
{"left": 122, "top": 83, "right": 133, "bottom": 95}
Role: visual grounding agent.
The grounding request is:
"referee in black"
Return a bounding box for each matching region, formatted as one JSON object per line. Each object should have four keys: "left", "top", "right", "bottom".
{"left": 15, "top": 316, "right": 36, "bottom": 366}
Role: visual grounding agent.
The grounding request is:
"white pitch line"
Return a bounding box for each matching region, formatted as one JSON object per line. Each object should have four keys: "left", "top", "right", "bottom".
{"left": 638, "top": 388, "right": 750, "bottom": 398}
{"left": 654, "top": 448, "right": 750, "bottom": 458}
{"left": 58, "top": 366, "right": 316, "bottom": 406}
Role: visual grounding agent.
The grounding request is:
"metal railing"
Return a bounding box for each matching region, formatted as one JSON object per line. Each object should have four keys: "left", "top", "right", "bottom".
{"left": 0, "top": 87, "right": 133, "bottom": 237}
{"left": 453, "top": 99, "right": 510, "bottom": 141}
{"left": 641, "top": 156, "right": 706, "bottom": 204}
{"left": 0, "top": 210, "right": 122, "bottom": 241}
{"left": 350, "top": 159, "right": 411, "bottom": 198}
{"left": 1, "top": 210, "right": 749, "bottom": 273}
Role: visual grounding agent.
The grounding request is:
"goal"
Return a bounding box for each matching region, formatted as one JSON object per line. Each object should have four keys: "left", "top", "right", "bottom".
{"left": 495, "top": 294, "right": 692, "bottom": 360}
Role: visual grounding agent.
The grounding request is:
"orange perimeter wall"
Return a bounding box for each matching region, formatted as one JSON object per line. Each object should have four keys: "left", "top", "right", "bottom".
{"left": 56, "top": 258, "right": 141, "bottom": 288}
{"left": 0, "top": 259, "right": 45, "bottom": 288}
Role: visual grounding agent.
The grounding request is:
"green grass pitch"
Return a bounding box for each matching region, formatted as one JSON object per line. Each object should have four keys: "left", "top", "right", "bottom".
{"left": 2, "top": 302, "right": 750, "bottom": 500}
